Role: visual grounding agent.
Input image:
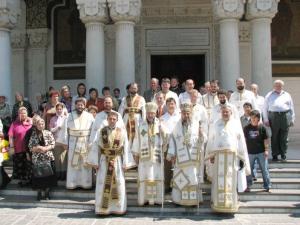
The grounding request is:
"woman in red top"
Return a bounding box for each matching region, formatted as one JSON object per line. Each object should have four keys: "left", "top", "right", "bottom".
{"left": 8, "top": 107, "right": 32, "bottom": 186}
{"left": 86, "top": 88, "right": 104, "bottom": 112}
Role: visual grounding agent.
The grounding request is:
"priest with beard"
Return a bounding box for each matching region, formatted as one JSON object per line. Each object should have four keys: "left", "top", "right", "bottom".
{"left": 132, "top": 102, "right": 167, "bottom": 206}
{"left": 205, "top": 105, "right": 250, "bottom": 213}
{"left": 211, "top": 89, "right": 239, "bottom": 125}
{"left": 66, "top": 98, "right": 94, "bottom": 189}
{"left": 118, "top": 83, "right": 146, "bottom": 152}
{"left": 90, "top": 96, "right": 124, "bottom": 143}
{"left": 167, "top": 103, "right": 207, "bottom": 206}
{"left": 229, "top": 78, "right": 257, "bottom": 117}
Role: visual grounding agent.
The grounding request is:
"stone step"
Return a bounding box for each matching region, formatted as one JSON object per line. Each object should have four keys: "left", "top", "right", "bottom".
{"left": 256, "top": 168, "right": 300, "bottom": 178}
{"left": 267, "top": 160, "right": 300, "bottom": 169}
{"left": 2, "top": 187, "right": 300, "bottom": 202}
{"left": 8, "top": 177, "right": 300, "bottom": 190}
{"left": 126, "top": 168, "right": 300, "bottom": 179}
{"left": 0, "top": 195, "right": 299, "bottom": 214}
{"left": 3, "top": 179, "right": 300, "bottom": 201}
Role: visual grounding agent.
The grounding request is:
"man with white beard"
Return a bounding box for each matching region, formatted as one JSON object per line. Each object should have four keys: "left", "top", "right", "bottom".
{"left": 66, "top": 98, "right": 94, "bottom": 189}
{"left": 168, "top": 103, "right": 207, "bottom": 206}
{"left": 132, "top": 102, "right": 166, "bottom": 205}
{"left": 205, "top": 105, "right": 250, "bottom": 213}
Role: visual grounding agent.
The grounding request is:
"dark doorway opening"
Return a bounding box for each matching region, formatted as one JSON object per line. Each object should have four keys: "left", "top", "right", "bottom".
{"left": 151, "top": 55, "right": 206, "bottom": 89}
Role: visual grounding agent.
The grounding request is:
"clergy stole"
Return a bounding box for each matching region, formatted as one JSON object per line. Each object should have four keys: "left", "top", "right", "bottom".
{"left": 68, "top": 113, "right": 91, "bottom": 167}
{"left": 211, "top": 121, "right": 239, "bottom": 213}
{"left": 172, "top": 122, "right": 201, "bottom": 204}
{"left": 139, "top": 121, "right": 161, "bottom": 163}
{"left": 139, "top": 120, "right": 162, "bottom": 204}
{"left": 125, "top": 95, "right": 142, "bottom": 144}
{"left": 203, "top": 94, "right": 218, "bottom": 119}
{"left": 100, "top": 127, "right": 122, "bottom": 209}
{"left": 212, "top": 150, "right": 238, "bottom": 213}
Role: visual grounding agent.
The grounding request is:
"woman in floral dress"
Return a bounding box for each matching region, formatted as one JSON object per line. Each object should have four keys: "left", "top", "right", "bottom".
{"left": 29, "top": 118, "right": 57, "bottom": 200}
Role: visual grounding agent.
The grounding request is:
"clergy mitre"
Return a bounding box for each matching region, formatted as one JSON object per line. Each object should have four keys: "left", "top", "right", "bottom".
{"left": 145, "top": 102, "right": 158, "bottom": 113}
{"left": 180, "top": 103, "right": 193, "bottom": 113}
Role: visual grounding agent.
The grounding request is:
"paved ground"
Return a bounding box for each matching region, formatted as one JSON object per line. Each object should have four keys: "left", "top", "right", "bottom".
{"left": 0, "top": 207, "right": 300, "bottom": 225}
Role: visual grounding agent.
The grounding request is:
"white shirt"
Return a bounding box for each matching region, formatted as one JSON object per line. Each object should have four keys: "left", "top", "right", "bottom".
{"left": 179, "top": 91, "right": 202, "bottom": 105}
{"left": 192, "top": 103, "right": 208, "bottom": 135}
{"left": 160, "top": 111, "right": 181, "bottom": 134}
{"left": 255, "top": 95, "right": 265, "bottom": 113}
{"left": 263, "top": 90, "right": 295, "bottom": 123}
{"left": 229, "top": 89, "right": 257, "bottom": 117}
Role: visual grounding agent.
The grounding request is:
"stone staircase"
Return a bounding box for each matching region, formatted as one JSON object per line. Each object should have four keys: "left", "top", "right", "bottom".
{"left": 1, "top": 160, "right": 300, "bottom": 214}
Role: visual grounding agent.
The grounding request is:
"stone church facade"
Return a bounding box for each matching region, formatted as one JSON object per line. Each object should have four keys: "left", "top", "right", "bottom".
{"left": 0, "top": 0, "right": 300, "bottom": 133}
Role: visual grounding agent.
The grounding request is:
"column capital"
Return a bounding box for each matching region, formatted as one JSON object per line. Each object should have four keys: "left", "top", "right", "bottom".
{"left": 107, "top": 0, "right": 141, "bottom": 23}
{"left": 246, "top": 0, "right": 279, "bottom": 20}
{"left": 76, "top": 0, "right": 108, "bottom": 24}
{"left": 27, "top": 28, "right": 48, "bottom": 48}
{"left": 0, "top": 0, "right": 21, "bottom": 30}
{"left": 11, "top": 31, "right": 26, "bottom": 49}
{"left": 213, "top": 0, "right": 245, "bottom": 20}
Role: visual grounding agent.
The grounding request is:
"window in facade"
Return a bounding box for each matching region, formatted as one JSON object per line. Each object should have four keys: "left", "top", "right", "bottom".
{"left": 53, "top": 0, "right": 86, "bottom": 80}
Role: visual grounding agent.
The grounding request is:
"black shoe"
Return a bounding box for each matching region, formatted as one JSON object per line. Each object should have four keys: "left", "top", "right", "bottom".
{"left": 45, "top": 189, "right": 50, "bottom": 200}
{"left": 272, "top": 156, "right": 279, "bottom": 161}
{"left": 264, "top": 188, "right": 270, "bottom": 192}
{"left": 37, "top": 191, "right": 42, "bottom": 201}
{"left": 281, "top": 155, "right": 287, "bottom": 161}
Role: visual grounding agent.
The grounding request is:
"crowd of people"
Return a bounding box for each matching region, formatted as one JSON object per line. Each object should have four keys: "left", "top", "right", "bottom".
{"left": 0, "top": 77, "right": 295, "bottom": 215}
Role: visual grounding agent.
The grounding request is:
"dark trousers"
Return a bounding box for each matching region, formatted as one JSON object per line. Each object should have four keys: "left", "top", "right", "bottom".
{"left": 269, "top": 112, "right": 290, "bottom": 158}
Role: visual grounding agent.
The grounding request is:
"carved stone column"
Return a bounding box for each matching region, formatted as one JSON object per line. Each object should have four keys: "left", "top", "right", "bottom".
{"left": 77, "top": 0, "right": 108, "bottom": 90}
{"left": 108, "top": 0, "right": 141, "bottom": 95}
{"left": 247, "top": 0, "right": 279, "bottom": 95}
{"left": 0, "top": 0, "right": 20, "bottom": 103}
{"left": 213, "top": 0, "right": 244, "bottom": 90}
{"left": 11, "top": 31, "right": 26, "bottom": 96}
{"left": 27, "top": 28, "right": 48, "bottom": 102}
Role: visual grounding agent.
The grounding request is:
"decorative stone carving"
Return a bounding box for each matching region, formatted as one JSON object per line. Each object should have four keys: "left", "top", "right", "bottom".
{"left": 246, "top": 0, "right": 279, "bottom": 20}
{"left": 108, "top": 0, "right": 141, "bottom": 23}
{"left": 239, "top": 22, "right": 251, "bottom": 42}
{"left": 212, "top": 0, "right": 245, "bottom": 20}
{"left": 0, "top": 0, "right": 21, "bottom": 29}
{"left": 11, "top": 31, "right": 26, "bottom": 48}
{"left": 27, "top": 28, "right": 48, "bottom": 48}
{"left": 25, "top": 0, "right": 47, "bottom": 29}
{"left": 76, "top": 0, "right": 108, "bottom": 24}
{"left": 104, "top": 25, "right": 115, "bottom": 44}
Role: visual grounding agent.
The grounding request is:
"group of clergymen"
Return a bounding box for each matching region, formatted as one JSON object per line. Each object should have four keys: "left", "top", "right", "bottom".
{"left": 62, "top": 76, "right": 279, "bottom": 216}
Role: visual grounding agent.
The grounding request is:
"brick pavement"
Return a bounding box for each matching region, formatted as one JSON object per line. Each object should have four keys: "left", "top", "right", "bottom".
{"left": 0, "top": 207, "right": 299, "bottom": 225}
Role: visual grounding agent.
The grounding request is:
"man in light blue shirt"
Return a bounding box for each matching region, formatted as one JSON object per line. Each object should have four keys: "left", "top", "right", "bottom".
{"left": 263, "top": 80, "right": 295, "bottom": 161}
